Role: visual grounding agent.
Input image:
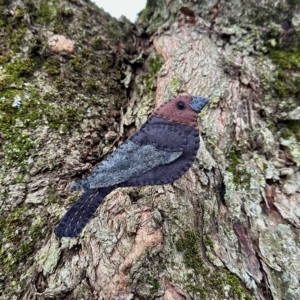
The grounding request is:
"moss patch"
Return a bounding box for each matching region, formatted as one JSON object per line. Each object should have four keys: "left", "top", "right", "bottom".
{"left": 137, "top": 0, "right": 161, "bottom": 32}
{"left": 148, "top": 273, "right": 160, "bottom": 296}
{"left": 14, "top": 242, "right": 34, "bottom": 263}
{"left": 279, "top": 121, "right": 300, "bottom": 141}
{"left": 176, "top": 230, "right": 252, "bottom": 299}
{"left": 226, "top": 150, "right": 252, "bottom": 189}
{"left": 0, "top": 86, "right": 83, "bottom": 164}
{"left": 176, "top": 230, "right": 205, "bottom": 274}
{"left": 0, "top": 208, "right": 25, "bottom": 242}
{"left": 91, "top": 36, "right": 103, "bottom": 50}
{"left": 204, "top": 235, "right": 215, "bottom": 249}
{"left": 261, "top": 2, "right": 300, "bottom": 99}
{"left": 0, "top": 208, "right": 48, "bottom": 274}
{"left": 140, "top": 56, "right": 163, "bottom": 95}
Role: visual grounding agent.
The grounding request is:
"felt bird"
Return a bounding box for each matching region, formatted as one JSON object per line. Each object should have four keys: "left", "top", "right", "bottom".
{"left": 55, "top": 95, "right": 209, "bottom": 237}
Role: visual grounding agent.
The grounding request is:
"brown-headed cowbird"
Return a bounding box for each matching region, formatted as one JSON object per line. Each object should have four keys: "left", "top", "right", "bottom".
{"left": 55, "top": 95, "right": 209, "bottom": 237}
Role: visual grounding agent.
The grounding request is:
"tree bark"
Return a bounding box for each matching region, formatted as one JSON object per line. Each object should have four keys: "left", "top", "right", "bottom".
{"left": 1, "top": 0, "right": 300, "bottom": 299}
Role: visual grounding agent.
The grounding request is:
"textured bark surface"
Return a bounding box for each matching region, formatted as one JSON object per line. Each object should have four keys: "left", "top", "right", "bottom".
{"left": 1, "top": 0, "right": 300, "bottom": 299}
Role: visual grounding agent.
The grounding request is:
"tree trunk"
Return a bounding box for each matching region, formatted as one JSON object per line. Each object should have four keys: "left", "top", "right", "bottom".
{"left": 1, "top": 0, "right": 300, "bottom": 299}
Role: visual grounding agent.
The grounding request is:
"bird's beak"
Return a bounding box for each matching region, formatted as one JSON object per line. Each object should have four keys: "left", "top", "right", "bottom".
{"left": 189, "top": 96, "right": 210, "bottom": 113}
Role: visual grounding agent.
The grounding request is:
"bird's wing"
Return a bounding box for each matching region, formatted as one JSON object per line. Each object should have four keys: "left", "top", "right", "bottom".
{"left": 71, "top": 139, "right": 182, "bottom": 190}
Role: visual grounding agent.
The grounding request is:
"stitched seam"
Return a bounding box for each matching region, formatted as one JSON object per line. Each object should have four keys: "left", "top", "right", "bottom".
{"left": 93, "top": 149, "right": 182, "bottom": 187}
{"left": 134, "top": 137, "right": 199, "bottom": 186}
{"left": 152, "top": 114, "right": 198, "bottom": 129}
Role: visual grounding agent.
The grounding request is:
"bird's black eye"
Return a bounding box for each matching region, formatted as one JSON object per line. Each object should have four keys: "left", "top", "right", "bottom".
{"left": 177, "top": 101, "right": 185, "bottom": 110}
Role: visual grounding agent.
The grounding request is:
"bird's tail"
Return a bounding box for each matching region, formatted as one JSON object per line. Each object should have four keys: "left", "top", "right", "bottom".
{"left": 55, "top": 187, "right": 114, "bottom": 237}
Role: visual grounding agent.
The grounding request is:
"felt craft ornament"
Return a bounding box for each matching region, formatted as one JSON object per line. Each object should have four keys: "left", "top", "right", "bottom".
{"left": 55, "top": 95, "right": 209, "bottom": 237}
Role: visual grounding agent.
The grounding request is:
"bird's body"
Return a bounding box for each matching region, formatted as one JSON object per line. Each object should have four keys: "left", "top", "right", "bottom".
{"left": 55, "top": 95, "right": 209, "bottom": 237}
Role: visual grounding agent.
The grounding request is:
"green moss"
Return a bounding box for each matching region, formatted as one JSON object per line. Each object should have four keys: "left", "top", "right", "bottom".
{"left": 240, "top": 166, "right": 252, "bottom": 188}
{"left": 270, "top": 51, "right": 300, "bottom": 70}
{"left": 0, "top": 75, "right": 6, "bottom": 91}
{"left": 148, "top": 273, "right": 160, "bottom": 296}
{"left": 176, "top": 230, "right": 204, "bottom": 274}
{"left": 0, "top": 208, "right": 24, "bottom": 225}
{"left": 0, "top": 249, "right": 13, "bottom": 274}
{"left": 71, "top": 56, "right": 84, "bottom": 72}
{"left": 141, "top": 56, "right": 163, "bottom": 95}
{"left": 252, "top": 1, "right": 294, "bottom": 27}
{"left": 100, "top": 54, "right": 113, "bottom": 73}
{"left": 0, "top": 51, "right": 85, "bottom": 167}
{"left": 0, "top": 3, "right": 8, "bottom": 28}
{"left": 45, "top": 57, "right": 60, "bottom": 76}
{"left": 263, "top": 18, "right": 300, "bottom": 99}
{"left": 0, "top": 85, "right": 83, "bottom": 164}
{"left": 55, "top": 76, "right": 65, "bottom": 90}
{"left": 149, "top": 56, "right": 162, "bottom": 75}
{"left": 91, "top": 36, "right": 103, "bottom": 50}
{"left": 226, "top": 150, "right": 252, "bottom": 189}
{"left": 226, "top": 150, "right": 240, "bottom": 185}
{"left": 29, "top": 221, "right": 46, "bottom": 238}
{"left": 105, "top": 19, "right": 127, "bottom": 41}
{"left": 203, "top": 236, "right": 215, "bottom": 249}
{"left": 4, "top": 133, "right": 34, "bottom": 163}
{"left": 137, "top": 0, "right": 158, "bottom": 25}
{"left": 109, "top": 82, "right": 118, "bottom": 92}
{"left": 6, "top": 23, "right": 28, "bottom": 52}
{"left": 65, "top": 108, "right": 82, "bottom": 128}
{"left": 0, "top": 208, "right": 49, "bottom": 274}
{"left": 0, "top": 208, "right": 24, "bottom": 242}
{"left": 15, "top": 242, "right": 34, "bottom": 263}
{"left": 280, "top": 121, "right": 300, "bottom": 141}
{"left": 273, "top": 70, "right": 298, "bottom": 97}
{"left": 85, "top": 79, "right": 99, "bottom": 92}
{"left": 4, "top": 58, "right": 34, "bottom": 86}
{"left": 24, "top": 0, "right": 38, "bottom": 21}
{"left": 14, "top": 7, "right": 26, "bottom": 20}
{"left": 37, "top": 1, "right": 53, "bottom": 24}
{"left": 43, "top": 91, "right": 57, "bottom": 102}
{"left": 0, "top": 0, "right": 134, "bottom": 288}
{"left": 51, "top": 5, "right": 74, "bottom": 34}
{"left": 68, "top": 193, "right": 79, "bottom": 204}
{"left": 57, "top": 5, "right": 74, "bottom": 17}
{"left": 15, "top": 175, "right": 24, "bottom": 183}
{"left": 47, "top": 187, "right": 61, "bottom": 204}
{"left": 0, "top": 89, "right": 42, "bottom": 163}
{"left": 80, "top": 49, "right": 90, "bottom": 58}
{"left": 176, "top": 230, "right": 252, "bottom": 300}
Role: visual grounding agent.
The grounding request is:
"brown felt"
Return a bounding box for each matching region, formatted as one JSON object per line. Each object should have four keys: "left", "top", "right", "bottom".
{"left": 152, "top": 95, "right": 199, "bottom": 130}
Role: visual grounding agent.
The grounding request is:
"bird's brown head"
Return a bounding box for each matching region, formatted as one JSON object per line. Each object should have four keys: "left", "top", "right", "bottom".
{"left": 152, "top": 95, "right": 209, "bottom": 129}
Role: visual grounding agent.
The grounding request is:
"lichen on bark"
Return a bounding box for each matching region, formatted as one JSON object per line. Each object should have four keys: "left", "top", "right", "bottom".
{"left": 1, "top": 0, "right": 300, "bottom": 299}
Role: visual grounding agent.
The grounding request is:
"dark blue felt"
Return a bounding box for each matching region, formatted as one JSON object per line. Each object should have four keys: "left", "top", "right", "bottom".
{"left": 131, "top": 124, "right": 187, "bottom": 151}
{"left": 55, "top": 187, "right": 114, "bottom": 237}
